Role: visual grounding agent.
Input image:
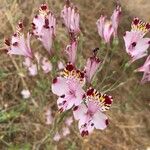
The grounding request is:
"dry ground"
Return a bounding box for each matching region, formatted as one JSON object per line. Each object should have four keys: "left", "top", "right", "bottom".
{"left": 0, "top": 0, "right": 150, "bottom": 150}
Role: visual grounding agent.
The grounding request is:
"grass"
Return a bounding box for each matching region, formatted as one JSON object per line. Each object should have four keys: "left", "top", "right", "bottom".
{"left": 0, "top": 0, "right": 150, "bottom": 150}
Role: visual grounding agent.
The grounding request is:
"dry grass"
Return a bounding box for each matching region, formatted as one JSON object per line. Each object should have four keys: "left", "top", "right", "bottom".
{"left": 0, "top": 0, "right": 150, "bottom": 150}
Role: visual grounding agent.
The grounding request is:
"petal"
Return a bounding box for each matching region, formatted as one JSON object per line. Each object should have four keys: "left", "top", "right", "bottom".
{"left": 51, "top": 77, "right": 69, "bottom": 96}
{"left": 93, "top": 111, "right": 108, "bottom": 130}
{"left": 73, "top": 103, "right": 87, "bottom": 120}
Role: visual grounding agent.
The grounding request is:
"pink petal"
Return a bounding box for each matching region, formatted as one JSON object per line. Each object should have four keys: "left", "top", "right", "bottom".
{"left": 85, "top": 56, "right": 101, "bottom": 83}
{"left": 73, "top": 103, "right": 87, "bottom": 120}
{"left": 93, "top": 110, "right": 108, "bottom": 130}
{"left": 51, "top": 77, "right": 69, "bottom": 96}
{"left": 53, "top": 132, "right": 61, "bottom": 142}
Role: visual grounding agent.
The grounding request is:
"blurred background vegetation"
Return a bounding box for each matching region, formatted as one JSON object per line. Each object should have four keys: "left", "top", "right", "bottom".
{"left": 0, "top": 0, "right": 150, "bottom": 150}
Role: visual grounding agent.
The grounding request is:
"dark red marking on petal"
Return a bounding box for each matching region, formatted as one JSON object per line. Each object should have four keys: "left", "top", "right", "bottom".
{"left": 13, "top": 33, "right": 17, "bottom": 37}
{"left": 131, "top": 42, "right": 136, "bottom": 47}
{"left": 53, "top": 78, "right": 57, "bottom": 84}
{"left": 60, "top": 94, "right": 65, "bottom": 98}
{"left": 59, "top": 108, "right": 63, "bottom": 113}
{"left": 105, "top": 119, "right": 109, "bottom": 125}
{"left": 18, "top": 22, "right": 23, "bottom": 29}
{"left": 35, "top": 15, "right": 38, "bottom": 18}
{"left": 4, "top": 39, "right": 10, "bottom": 46}
{"left": 82, "top": 94, "right": 86, "bottom": 99}
{"left": 12, "top": 42, "right": 18, "bottom": 47}
{"left": 133, "top": 18, "right": 139, "bottom": 25}
{"left": 41, "top": 4, "right": 47, "bottom": 10}
{"left": 62, "top": 100, "right": 66, "bottom": 104}
{"left": 86, "top": 88, "right": 94, "bottom": 96}
{"left": 73, "top": 106, "right": 78, "bottom": 111}
{"left": 148, "top": 41, "right": 150, "bottom": 44}
{"left": 84, "top": 123, "right": 87, "bottom": 127}
{"left": 80, "top": 72, "right": 85, "bottom": 78}
{"left": 91, "top": 123, "right": 94, "bottom": 126}
{"left": 104, "top": 95, "right": 112, "bottom": 104}
{"left": 85, "top": 130, "right": 89, "bottom": 136}
{"left": 66, "top": 64, "right": 74, "bottom": 71}
{"left": 146, "top": 23, "right": 150, "bottom": 30}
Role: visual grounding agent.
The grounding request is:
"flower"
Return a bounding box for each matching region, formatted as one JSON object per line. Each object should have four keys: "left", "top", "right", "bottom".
{"left": 41, "top": 57, "right": 52, "bottom": 73}
{"left": 62, "top": 127, "right": 70, "bottom": 136}
{"left": 45, "top": 108, "right": 53, "bottom": 125}
{"left": 58, "top": 61, "right": 65, "bottom": 70}
{"left": 65, "top": 40, "right": 77, "bottom": 64}
{"left": 73, "top": 87, "right": 113, "bottom": 136}
{"left": 96, "top": 5, "right": 121, "bottom": 43}
{"left": 32, "top": 4, "right": 56, "bottom": 54}
{"left": 23, "top": 58, "right": 38, "bottom": 76}
{"left": 111, "top": 5, "right": 121, "bottom": 37}
{"left": 61, "top": 0, "right": 80, "bottom": 34}
{"left": 85, "top": 56, "right": 101, "bottom": 83}
{"left": 28, "top": 64, "right": 38, "bottom": 76}
{"left": 21, "top": 89, "right": 31, "bottom": 99}
{"left": 5, "top": 22, "right": 33, "bottom": 58}
{"left": 23, "top": 57, "right": 32, "bottom": 68}
{"left": 137, "top": 55, "right": 150, "bottom": 83}
{"left": 96, "top": 16, "right": 114, "bottom": 43}
{"left": 51, "top": 63, "right": 85, "bottom": 112}
{"left": 123, "top": 18, "right": 150, "bottom": 62}
{"left": 65, "top": 117, "right": 73, "bottom": 126}
{"left": 53, "top": 132, "right": 61, "bottom": 142}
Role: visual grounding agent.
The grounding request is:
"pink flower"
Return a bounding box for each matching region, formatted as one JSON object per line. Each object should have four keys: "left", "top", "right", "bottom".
{"left": 28, "top": 64, "right": 38, "bottom": 76}
{"left": 65, "top": 117, "right": 73, "bottom": 126}
{"left": 58, "top": 61, "right": 65, "bottom": 70}
{"left": 96, "top": 16, "right": 114, "bottom": 43}
{"left": 73, "top": 88, "right": 113, "bottom": 136}
{"left": 23, "top": 57, "right": 38, "bottom": 76}
{"left": 62, "top": 127, "right": 70, "bottom": 136}
{"left": 23, "top": 57, "right": 32, "bottom": 68}
{"left": 32, "top": 4, "right": 56, "bottom": 54}
{"left": 51, "top": 64, "right": 85, "bottom": 112}
{"left": 41, "top": 57, "right": 52, "bottom": 73}
{"left": 53, "top": 132, "right": 61, "bottom": 142}
{"left": 137, "top": 55, "right": 150, "bottom": 83}
{"left": 5, "top": 22, "right": 33, "bottom": 58}
{"left": 61, "top": 0, "right": 80, "bottom": 34}
{"left": 123, "top": 18, "right": 150, "bottom": 62}
{"left": 21, "top": 89, "right": 31, "bottom": 99}
{"left": 85, "top": 56, "right": 101, "bottom": 83}
{"left": 65, "top": 40, "right": 77, "bottom": 64}
{"left": 111, "top": 5, "right": 121, "bottom": 37}
{"left": 45, "top": 108, "right": 53, "bottom": 125}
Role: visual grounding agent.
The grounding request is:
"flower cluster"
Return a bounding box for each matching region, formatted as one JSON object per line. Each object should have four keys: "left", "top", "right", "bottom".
{"left": 5, "top": 5, "right": 54, "bottom": 77}
{"left": 52, "top": 61, "right": 113, "bottom": 136}
{"left": 124, "top": 18, "right": 150, "bottom": 83}
{"left": 96, "top": 5, "right": 121, "bottom": 43}
{"left": 4, "top": 0, "right": 116, "bottom": 137}
{"left": 4, "top": 0, "right": 150, "bottom": 140}
{"left": 51, "top": 1, "right": 114, "bottom": 136}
